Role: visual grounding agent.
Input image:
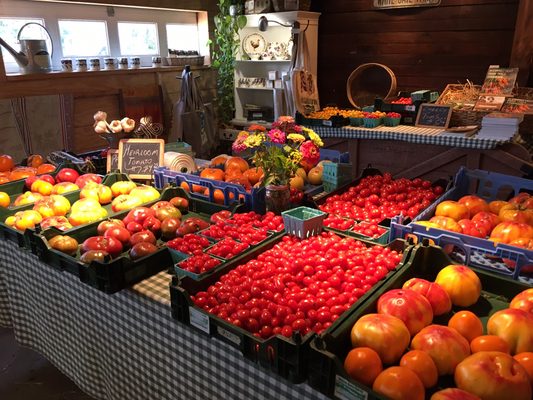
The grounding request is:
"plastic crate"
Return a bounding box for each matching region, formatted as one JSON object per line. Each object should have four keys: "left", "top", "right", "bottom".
{"left": 169, "top": 234, "right": 412, "bottom": 384}
{"left": 281, "top": 206, "right": 327, "bottom": 239}
{"left": 390, "top": 167, "right": 533, "bottom": 282}
{"left": 307, "top": 242, "right": 530, "bottom": 400}
{"left": 29, "top": 187, "right": 236, "bottom": 293}
{"left": 154, "top": 167, "right": 266, "bottom": 214}
{"left": 322, "top": 163, "right": 353, "bottom": 184}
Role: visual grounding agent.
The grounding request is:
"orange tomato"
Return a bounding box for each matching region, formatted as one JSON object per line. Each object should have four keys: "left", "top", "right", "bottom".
{"left": 243, "top": 167, "right": 264, "bottom": 186}
{"left": 0, "top": 154, "right": 14, "bottom": 172}
{"left": 9, "top": 167, "right": 36, "bottom": 181}
{"left": 27, "top": 154, "right": 44, "bottom": 168}
{"left": 224, "top": 156, "right": 249, "bottom": 173}
{"left": 344, "top": 347, "right": 383, "bottom": 387}
{"left": 36, "top": 163, "right": 56, "bottom": 174}
{"left": 448, "top": 311, "right": 484, "bottom": 343}
{"left": 0, "top": 191, "right": 10, "bottom": 208}
{"left": 0, "top": 176, "right": 9, "bottom": 184}
{"left": 399, "top": 350, "right": 438, "bottom": 389}
{"left": 200, "top": 167, "right": 225, "bottom": 181}
{"left": 180, "top": 181, "right": 190, "bottom": 192}
{"left": 210, "top": 155, "right": 229, "bottom": 166}
{"left": 226, "top": 175, "right": 251, "bottom": 190}
{"left": 372, "top": 366, "right": 425, "bottom": 400}
{"left": 514, "top": 352, "right": 533, "bottom": 383}
{"left": 470, "top": 335, "right": 510, "bottom": 354}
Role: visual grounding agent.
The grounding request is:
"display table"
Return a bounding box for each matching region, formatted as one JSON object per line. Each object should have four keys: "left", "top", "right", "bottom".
{"left": 0, "top": 240, "right": 327, "bottom": 400}
{"left": 313, "top": 125, "right": 533, "bottom": 182}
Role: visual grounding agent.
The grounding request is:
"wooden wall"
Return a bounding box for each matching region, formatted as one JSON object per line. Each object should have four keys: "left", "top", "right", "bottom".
{"left": 315, "top": 0, "right": 521, "bottom": 107}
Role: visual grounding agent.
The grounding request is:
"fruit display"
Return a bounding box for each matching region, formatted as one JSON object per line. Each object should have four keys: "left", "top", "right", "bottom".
{"left": 0, "top": 153, "right": 58, "bottom": 186}
{"left": 319, "top": 172, "right": 444, "bottom": 241}
{"left": 307, "top": 243, "right": 532, "bottom": 400}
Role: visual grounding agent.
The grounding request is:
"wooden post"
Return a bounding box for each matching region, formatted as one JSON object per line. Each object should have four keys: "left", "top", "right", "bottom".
{"left": 510, "top": 0, "right": 533, "bottom": 86}
{"left": 0, "top": 51, "right": 7, "bottom": 83}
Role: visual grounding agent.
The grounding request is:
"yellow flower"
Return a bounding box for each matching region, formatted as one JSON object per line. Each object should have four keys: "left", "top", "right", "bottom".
{"left": 237, "top": 130, "right": 249, "bottom": 138}
{"left": 303, "top": 127, "right": 323, "bottom": 147}
{"left": 244, "top": 133, "right": 264, "bottom": 148}
{"left": 288, "top": 150, "right": 302, "bottom": 164}
{"left": 287, "top": 133, "right": 305, "bottom": 143}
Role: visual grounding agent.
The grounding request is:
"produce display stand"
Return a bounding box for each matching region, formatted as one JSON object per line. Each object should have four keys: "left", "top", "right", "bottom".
{"left": 390, "top": 167, "right": 533, "bottom": 283}
{"left": 28, "top": 186, "right": 237, "bottom": 294}
{"left": 170, "top": 233, "right": 412, "bottom": 384}
{"left": 307, "top": 242, "right": 530, "bottom": 400}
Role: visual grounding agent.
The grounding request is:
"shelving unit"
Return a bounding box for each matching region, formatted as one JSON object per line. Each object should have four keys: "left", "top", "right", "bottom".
{"left": 232, "top": 11, "right": 320, "bottom": 127}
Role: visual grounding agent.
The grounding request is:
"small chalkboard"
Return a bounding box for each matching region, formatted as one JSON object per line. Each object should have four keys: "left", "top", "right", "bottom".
{"left": 415, "top": 103, "right": 452, "bottom": 129}
{"left": 118, "top": 138, "right": 164, "bottom": 179}
{"left": 106, "top": 150, "right": 119, "bottom": 173}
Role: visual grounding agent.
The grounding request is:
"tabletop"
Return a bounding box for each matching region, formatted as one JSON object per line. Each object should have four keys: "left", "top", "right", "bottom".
{"left": 0, "top": 240, "right": 328, "bottom": 400}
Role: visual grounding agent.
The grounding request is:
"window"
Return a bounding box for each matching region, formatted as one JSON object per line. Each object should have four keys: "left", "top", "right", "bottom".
{"left": 166, "top": 24, "right": 199, "bottom": 52}
{"left": 118, "top": 22, "right": 159, "bottom": 56}
{"left": 58, "top": 20, "right": 109, "bottom": 57}
{"left": 0, "top": 17, "right": 46, "bottom": 69}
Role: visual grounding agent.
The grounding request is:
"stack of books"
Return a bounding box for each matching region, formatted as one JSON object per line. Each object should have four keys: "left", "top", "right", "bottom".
{"left": 477, "top": 112, "right": 524, "bottom": 140}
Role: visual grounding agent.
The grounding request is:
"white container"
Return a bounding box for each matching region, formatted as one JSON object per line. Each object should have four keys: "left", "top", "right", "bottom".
{"left": 130, "top": 57, "right": 140, "bottom": 69}
{"left": 60, "top": 58, "right": 73, "bottom": 72}
{"left": 89, "top": 58, "right": 100, "bottom": 71}
{"left": 76, "top": 58, "right": 87, "bottom": 72}
{"left": 117, "top": 57, "right": 129, "bottom": 69}
{"left": 104, "top": 57, "right": 116, "bottom": 70}
{"left": 268, "top": 70, "right": 279, "bottom": 80}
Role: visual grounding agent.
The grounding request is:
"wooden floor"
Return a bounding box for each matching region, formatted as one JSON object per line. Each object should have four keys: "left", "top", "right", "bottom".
{"left": 0, "top": 327, "right": 94, "bottom": 400}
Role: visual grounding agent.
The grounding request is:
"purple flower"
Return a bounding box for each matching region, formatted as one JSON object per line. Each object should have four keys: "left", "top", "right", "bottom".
{"left": 268, "top": 128, "right": 286, "bottom": 144}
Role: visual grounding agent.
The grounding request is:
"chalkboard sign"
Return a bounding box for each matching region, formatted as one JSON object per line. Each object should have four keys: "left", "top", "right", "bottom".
{"left": 415, "top": 103, "right": 452, "bottom": 129}
{"left": 106, "top": 149, "right": 119, "bottom": 173}
{"left": 118, "top": 138, "right": 164, "bottom": 179}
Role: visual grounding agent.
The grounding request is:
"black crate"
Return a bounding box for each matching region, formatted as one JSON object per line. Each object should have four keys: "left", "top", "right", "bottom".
{"left": 170, "top": 233, "right": 413, "bottom": 384}
{"left": 308, "top": 242, "right": 530, "bottom": 400}
{"left": 29, "top": 186, "right": 237, "bottom": 293}
{"left": 296, "top": 112, "right": 350, "bottom": 128}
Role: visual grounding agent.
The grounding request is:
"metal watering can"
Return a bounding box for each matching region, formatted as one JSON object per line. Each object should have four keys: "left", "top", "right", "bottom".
{"left": 0, "top": 22, "right": 53, "bottom": 74}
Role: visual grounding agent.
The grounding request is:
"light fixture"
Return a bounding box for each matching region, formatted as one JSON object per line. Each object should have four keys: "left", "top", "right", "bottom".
{"left": 258, "top": 16, "right": 296, "bottom": 32}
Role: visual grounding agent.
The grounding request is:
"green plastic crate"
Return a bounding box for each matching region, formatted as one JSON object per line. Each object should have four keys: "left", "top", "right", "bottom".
{"left": 282, "top": 206, "right": 327, "bottom": 239}
{"left": 322, "top": 163, "right": 353, "bottom": 184}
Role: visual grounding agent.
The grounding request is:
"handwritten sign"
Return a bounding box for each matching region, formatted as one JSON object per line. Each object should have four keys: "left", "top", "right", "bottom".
{"left": 415, "top": 103, "right": 452, "bottom": 129}
{"left": 118, "top": 138, "right": 164, "bottom": 179}
{"left": 106, "top": 149, "right": 119, "bottom": 173}
{"left": 373, "top": 0, "right": 441, "bottom": 9}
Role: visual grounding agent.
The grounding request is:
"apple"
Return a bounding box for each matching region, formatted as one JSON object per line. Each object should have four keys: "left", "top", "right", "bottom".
{"left": 129, "top": 242, "right": 158, "bottom": 260}
{"left": 377, "top": 289, "right": 433, "bottom": 336}
{"left": 31, "top": 179, "right": 54, "bottom": 196}
{"left": 129, "top": 185, "right": 160, "bottom": 204}
{"left": 402, "top": 278, "right": 452, "bottom": 316}
{"left": 110, "top": 180, "right": 137, "bottom": 197}
{"left": 104, "top": 226, "right": 131, "bottom": 246}
{"left": 458, "top": 195, "right": 489, "bottom": 216}
{"left": 48, "top": 235, "right": 79, "bottom": 256}
{"left": 81, "top": 236, "right": 123, "bottom": 258}
{"left": 111, "top": 194, "right": 143, "bottom": 212}
{"left": 80, "top": 250, "right": 110, "bottom": 264}
{"left": 435, "top": 200, "right": 470, "bottom": 221}
{"left": 75, "top": 173, "right": 102, "bottom": 189}
{"left": 97, "top": 219, "right": 126, "bottom": 236}
{"left": 33, "top": 195, "right": 71, "bottom": 218}
{"left": 129, "top": 230, "right": 157, "bottom": 246}
{"left": 51, "top": 181, "right": 80, "bottom": 195}
{"left": 435, "top": 264, "right": 481, "bottom": 307}
{"left": 80, "top": 182, "right": 113, "bottom": 205}
{"left": 487, "top": 308, "right": 533, "bottom": 354}
{"left": 5, "top": 210, "right": 43, "bottom": 231}
{"left": 56, "top": 168, "right": 80, "bottom": 183}
{"left": 169, "top": 196, "right": 189, "bottom": 212}
{"left": 411, "top": 325, "right": 471, "bottom": 375}
{"left": 13, "top": 191, "right": 44, "bottom": 206}
{"left": 455, "top": 352, "right": 531, "bottom": 400}
{"left": 160, "top": 217, "right": 181, "bottom": 241}
{"left": 40, "top": 216, "right": 73, "bottom": 231}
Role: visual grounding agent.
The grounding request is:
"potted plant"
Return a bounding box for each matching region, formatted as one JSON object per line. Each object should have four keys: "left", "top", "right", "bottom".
{"left": 211, "top": 1, "right": 247, "bottom": 124}
{"left": 231, "top": 116, "right": 323, "bottom": 213}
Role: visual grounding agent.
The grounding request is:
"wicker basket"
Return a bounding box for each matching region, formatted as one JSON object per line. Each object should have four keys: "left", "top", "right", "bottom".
{"left": 165, "top": 55, "right": 205, "bottom": 67}
{"left": 346, "top": 63, "right": 397, "bottom": 108}
{"left": 436, "top": 84, "right": 533, "bottom": 135}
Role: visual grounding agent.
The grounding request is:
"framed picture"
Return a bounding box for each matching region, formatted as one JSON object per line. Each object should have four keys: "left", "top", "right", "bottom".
{"left": 415, "top": 103, "right": 453, "bottom": 129}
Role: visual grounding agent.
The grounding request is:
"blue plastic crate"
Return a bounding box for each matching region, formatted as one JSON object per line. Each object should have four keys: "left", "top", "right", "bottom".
{"left": 154, "top": 167, "right": 266, "bottom": 214}
{"left": 390, "top": 166, "right": 533, "bottom": 282}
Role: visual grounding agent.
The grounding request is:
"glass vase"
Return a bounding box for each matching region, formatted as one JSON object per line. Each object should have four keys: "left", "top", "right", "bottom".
{"left": 265, "top": 184, "right": 290, "bottom": 215}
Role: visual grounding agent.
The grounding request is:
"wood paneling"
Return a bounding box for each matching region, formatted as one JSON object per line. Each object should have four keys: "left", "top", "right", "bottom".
{"left": 510, "top": 0, "right": 533, "bottom": 85}
{"left": 315, "top": 0, "right": 520, "bottom": 107}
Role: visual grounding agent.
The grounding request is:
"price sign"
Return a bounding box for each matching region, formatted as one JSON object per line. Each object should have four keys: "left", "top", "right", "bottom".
{"left": 106, "top": 149, "right": 119, "bottom": 173}
{"left": 118, "top": 138, "right": 164, "bottom": 179}
{"left": 415, "top": 103, "right": 452, "bottom": 129}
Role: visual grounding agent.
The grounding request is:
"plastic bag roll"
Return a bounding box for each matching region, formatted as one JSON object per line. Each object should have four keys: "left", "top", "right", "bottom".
{"left": 164, "top": 152, "right": 197, "bottom": 173}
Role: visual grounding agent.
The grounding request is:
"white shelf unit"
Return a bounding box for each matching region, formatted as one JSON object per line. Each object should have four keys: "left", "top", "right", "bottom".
{"left": 233, "top": 11, "right": 320, "bottom": 125}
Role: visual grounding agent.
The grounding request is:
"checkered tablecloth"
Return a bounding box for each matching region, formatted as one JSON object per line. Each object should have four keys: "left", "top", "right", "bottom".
{"left": 0, "top": 241, "right": 328, "bottom": 400}
{"left": 312, "top": 125, "right": 510, "bottom": 150}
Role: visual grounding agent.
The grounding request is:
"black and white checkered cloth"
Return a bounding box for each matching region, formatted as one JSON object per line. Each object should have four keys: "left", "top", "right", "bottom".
{"left": 0, "top": 241, "right": 328, "bottom": 400}
{"left": 312, "top": 125, "right": 509, "bottom": 150}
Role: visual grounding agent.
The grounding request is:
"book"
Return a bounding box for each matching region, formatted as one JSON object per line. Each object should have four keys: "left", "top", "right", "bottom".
{"left": 482, "top": 112, "right": 524, "bottom": 126}
{"left": 474, "top": 95, "right": 506, "bottom": 111}
{"left": 480, "top": 66, "right": 519, "bottom": 96}
{"left": 501, "top": 98, "right": 533, "bottom": 114}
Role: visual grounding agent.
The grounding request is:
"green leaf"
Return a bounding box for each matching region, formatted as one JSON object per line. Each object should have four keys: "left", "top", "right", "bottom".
{"left": 237, "top": 15, "right": 247, "bottom": 29}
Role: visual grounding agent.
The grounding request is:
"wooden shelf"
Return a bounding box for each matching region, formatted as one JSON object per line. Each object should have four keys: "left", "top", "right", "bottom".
{"left": 236, "top": 86, "right": 275, "bottom": 91}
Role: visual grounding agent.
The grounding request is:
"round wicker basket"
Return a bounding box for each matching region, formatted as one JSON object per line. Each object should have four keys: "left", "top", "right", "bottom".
{"left": 346, "top": 63, "right": 397, "bottom": 108}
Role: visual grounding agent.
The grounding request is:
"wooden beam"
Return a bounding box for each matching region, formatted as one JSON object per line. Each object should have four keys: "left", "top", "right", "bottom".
{"left": 392, "top": 147, "right": 466, "bottom": 179}
{"left": 510, "top": 0, "right": 533, "bottom": 86}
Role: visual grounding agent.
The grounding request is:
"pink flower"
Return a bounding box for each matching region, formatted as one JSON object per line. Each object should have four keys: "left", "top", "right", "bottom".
{"left": 268, "top": 128, "right": 286, "bottom": 144}
{"left": 232, "top": 136, "right": 247, "bottom": 153}
{"left": 300, "top": 141, "right": 320, "bottom": 164}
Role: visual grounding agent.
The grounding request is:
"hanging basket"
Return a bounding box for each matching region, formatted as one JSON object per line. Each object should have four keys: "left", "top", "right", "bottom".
{"left": 346, "top": 63, "right": 397, "bottom": 108}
